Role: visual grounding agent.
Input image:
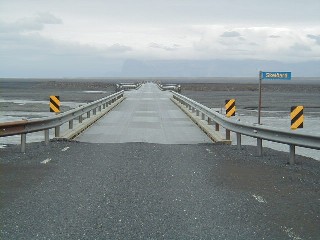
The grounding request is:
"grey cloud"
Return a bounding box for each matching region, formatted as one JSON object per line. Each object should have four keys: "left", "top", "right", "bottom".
{"left": 107, "top": 43, "right": 132, "bottom": 53}
{"left": 307, "top": 34, "right": 320, "bottom": 45}
{"left": 149, "top": 42, "right": 179, "bottom": 51}
{"left": 0, "top": 13, "right": 62, "bottom": 33}
{"left": 290, "top": 43, "right": 311, "bottom": 52}
{"left": 269, "top": 35, "right": 281, "bottom": 38}
{"left": 220, "top": 31, "right": 241, "bottom": 38}
{"left": 35, "top": 12, "right": 63, "bottom": 24}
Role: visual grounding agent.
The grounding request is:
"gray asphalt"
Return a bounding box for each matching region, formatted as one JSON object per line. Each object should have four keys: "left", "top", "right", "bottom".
{"left": 76, "top": 83, "right": 211, "bottom": 144}
{"left": 1, "top": 141, "right": 319, "bottom": 239}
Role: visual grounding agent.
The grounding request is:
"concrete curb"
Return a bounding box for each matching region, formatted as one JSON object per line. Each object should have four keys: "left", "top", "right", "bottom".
{"left": 58, "top": 97, "right": 125, "bottom": 140}
{"left": 171, "top": 97, "right": 231, "bottom": 144}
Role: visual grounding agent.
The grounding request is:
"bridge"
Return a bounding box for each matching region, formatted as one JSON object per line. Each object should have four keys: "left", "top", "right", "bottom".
{"left": 1, "top": 83, "right": 320, "bottom": 239}
{"left": 76, "top": 83, "right": 211, "bottom": 144}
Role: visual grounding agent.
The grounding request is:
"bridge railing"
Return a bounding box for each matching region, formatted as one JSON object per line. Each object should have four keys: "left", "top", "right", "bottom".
{"left": 172, "top": 92, "right": 320, "bottom": 164}
{"left": 0, "top": 91, "right": 124, "bottom": 152}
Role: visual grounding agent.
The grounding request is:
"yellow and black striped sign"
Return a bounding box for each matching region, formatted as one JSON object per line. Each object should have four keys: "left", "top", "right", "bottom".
{"left": 50, "top": 96, "right": 60, "bottom": 113}
{"left": 291, "top": 106, "right": 303, "bottom": 130}
{"left": 225, "top": 99, "right": 236, "bottom": 117}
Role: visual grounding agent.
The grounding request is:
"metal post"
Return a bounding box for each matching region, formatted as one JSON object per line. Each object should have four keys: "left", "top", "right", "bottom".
{"left": 257, "top": 138, "right": 262, "bottom": 156}
{"left": 226, "top": 129, "right": 230, "bottom": 140}
{"left": 21, "top": 134, "right": 26, "bottom": 153}
{"left": 93, "top": 109, "right": 96, "bottom": 115}
{"left": 69, "top": 120, "right": 73, "bottom": 129}
{"left": 237, "top": 132, "right": 241, "bottom": 150}
{"left": 258, "top": 71, "right": 262, "bottom": 124}
{"left": 289, "top": 145, "right": 295, "bottom": 165}
{"left": 79, "top": 115, "right": 83, "bottom": 123}
{"left": 99, "top": 106, "right": 101, "bottom": 111}
{"left": 44, "top": 129, "right": 49, "bottom": 145}
{"left": 55, "top": 126, "right": 60, "bottom": 137}
{"left": 87, "top": 111, "right": 90, "bottom": 118}
{"left": 215, "top": 123, "right": 220, "bottom": 131}
{"left": 201, "top": 113, "right": 205, "bottom": 120}
{"left": 208, "top": 117, "right": 211, "bottom": 125}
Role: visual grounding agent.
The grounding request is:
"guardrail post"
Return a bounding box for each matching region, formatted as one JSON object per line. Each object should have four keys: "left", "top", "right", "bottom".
{"left": 289, "top": 145, "right": 295, "bottom": 165}
{"left": 196, "top": 110, "right": 199, "bottom": 116}
{"left": 79, "top": 115, "right": 83, "bottom": 123}
{"left": 55, "top": 126, "right": 60, "bottom": 137}
{"left": 201, "top": 113, "right": 205, "bottom": 120}
{"left": 208, "top": 117, "right": 211, "bottom": 125}
{"left": 257, "top": 138, "right": 262, "bottom": 156}
{"left": 99, "top": 106, "right": 101, "bottom": 112}
{"left": 192, "top": 107, "right": 195, "bottom": 113}
{"left": 226, "top": 129, "right": 231, "bottom": 140}
{"left": 87, "top": 111, "right": 90, "bottom": 118}
{"left": 93, "top": 108, "right": 96, "bottom": 115}
{"left": 69, "top": 120, "right": 73, "bottom": 129}
{"left": 215, "top": 123, "right": 219, "bottom": 131}
{"left": 21, "top": 134, "right": 26, "bottom": 153}
{"left": 44, "top": 129, "right": 49, "bottom": 145}
{"left": 237, "top": 133, "right": 241, "bottom": 150}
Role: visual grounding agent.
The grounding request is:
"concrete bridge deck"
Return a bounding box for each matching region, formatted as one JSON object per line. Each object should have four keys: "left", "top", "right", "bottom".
{"left": 76, "top": 83, "right": 211, "bottom": 144}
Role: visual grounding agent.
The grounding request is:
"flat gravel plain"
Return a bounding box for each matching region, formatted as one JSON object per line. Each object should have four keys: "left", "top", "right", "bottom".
{"left": 1, "top": 140, "right": 319, "bottom": 239}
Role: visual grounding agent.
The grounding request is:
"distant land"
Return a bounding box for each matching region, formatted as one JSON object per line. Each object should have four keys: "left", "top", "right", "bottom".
{"left": 1, "top": 77, "right": 319, "bottom": 85}
{"left": 1, "top": 59, "right": 320, "bottom": 78}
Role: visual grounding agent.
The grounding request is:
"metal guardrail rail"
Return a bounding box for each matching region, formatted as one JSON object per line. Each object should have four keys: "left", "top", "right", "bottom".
{"left": 172, "top": 92, "right": 320, "bottom": 164}
{"left": 0, "top": 91, "right": 124, "bottom": 152}
{"left": 116, "top": 83, "right": 142, "bottom": 92}
{"left": 157, "top": 83, "right": 181, "bottom": 92}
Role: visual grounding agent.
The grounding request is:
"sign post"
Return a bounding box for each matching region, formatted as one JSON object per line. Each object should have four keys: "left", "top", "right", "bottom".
{"left": 258, "top": 71, "right": 262, "bottom": 124}
{"left": 258, "top": 71, "right": 291, "bottom": 124}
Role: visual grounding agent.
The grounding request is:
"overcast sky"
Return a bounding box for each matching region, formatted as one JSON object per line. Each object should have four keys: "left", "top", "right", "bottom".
{"left": 1, "top": 0, "right": 320, "bottom": 77}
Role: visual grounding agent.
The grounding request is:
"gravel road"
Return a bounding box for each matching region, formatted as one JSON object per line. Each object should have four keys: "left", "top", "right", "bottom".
{"left": 1, "top": 141, "right": 319, "bottom": 239}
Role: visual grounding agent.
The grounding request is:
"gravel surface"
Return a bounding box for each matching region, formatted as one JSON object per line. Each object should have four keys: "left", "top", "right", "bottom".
{"left": 1, "top": 141, "right": 319, "bottom": 239}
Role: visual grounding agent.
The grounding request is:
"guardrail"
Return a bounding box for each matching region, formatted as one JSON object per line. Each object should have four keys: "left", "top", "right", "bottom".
{"left": 157, "top": 83, "right": 181, "bottom": 92}
{"left": 116, "top": 82, "right": 142, "bottom": 92}
{"left": 172, "top": 92, "right": 320, "bottom": 164}
{"left": 0, "top": 91, "right": 124, "bottom": 152}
